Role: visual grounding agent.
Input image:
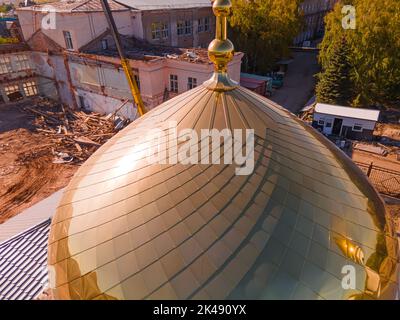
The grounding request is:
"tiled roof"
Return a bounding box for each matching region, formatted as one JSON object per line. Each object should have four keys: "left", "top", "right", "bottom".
{"left": 0, "top": 219, "right": 50, "bottom": 300}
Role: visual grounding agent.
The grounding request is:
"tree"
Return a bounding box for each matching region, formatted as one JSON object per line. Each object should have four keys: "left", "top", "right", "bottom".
{"left": 229, "top": 0, "right": 303, "bottom": 74}
{"left": 316, "top": 37, "right": 355, "bottom": 105}
{"left": 0, "top": 3, "right": 13, "bottom": 13}
{"left": 319, "top": 0, "right": 400, "bottom": 108}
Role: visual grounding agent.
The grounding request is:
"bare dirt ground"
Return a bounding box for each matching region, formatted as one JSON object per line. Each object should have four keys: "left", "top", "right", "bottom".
{"left": 351, "top": 150, "right": 400, "bottom": 171}
{"left": 350, "top": 123, "right": 400, "bottom": 171}
{"left": 0, "top": 101, "right": 77, "bottom": 224}
{"left": 374, "top": 122, "right": 400, "bottom": 141}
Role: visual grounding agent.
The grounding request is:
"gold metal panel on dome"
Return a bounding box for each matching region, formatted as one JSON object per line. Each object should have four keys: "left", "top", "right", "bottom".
{"left": 47, "top": 0, "right": 399, "bottom": 300}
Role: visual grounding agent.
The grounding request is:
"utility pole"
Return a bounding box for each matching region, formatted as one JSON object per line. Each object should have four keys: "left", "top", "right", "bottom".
{"left": 100, "top": 0, "right": 146, "bottom": 116}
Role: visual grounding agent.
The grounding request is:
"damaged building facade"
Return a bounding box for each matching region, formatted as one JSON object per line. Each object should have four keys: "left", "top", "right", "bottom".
{"left": 0, "top": 42, "right": 58, "bottom": 104}
{"left": 14, "top": 0, "right": 241, "bottom": 119}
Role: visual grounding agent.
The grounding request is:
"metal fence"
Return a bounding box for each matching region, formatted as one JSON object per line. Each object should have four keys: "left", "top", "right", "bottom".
{"left": 355, "top": 161, "right": 400, "bottom": 198}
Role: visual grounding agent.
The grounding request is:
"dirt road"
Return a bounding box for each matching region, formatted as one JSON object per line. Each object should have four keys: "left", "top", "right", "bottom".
{"left": 0, "top": 102, "right": 77, "bottom": 224}
{"left": 270, "top": 50, "right": 320, "bottom": 113}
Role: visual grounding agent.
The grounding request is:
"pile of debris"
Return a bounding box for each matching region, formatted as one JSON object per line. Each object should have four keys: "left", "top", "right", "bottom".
{"left": 24, "top": 97, "right": 130, "bottom": 164}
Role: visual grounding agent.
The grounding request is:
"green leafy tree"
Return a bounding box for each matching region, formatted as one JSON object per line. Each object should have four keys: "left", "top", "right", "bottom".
{"left": 316, "top": 37, "right": 355, "bottom": 105}
{"left": 319, "top": 0, "right": 400, "bottom": 107}
{"left": 0, "top": 4, "right": 13, "bottom": 13}
{"left": 229, "top": 0, "right": 303, "bottom": 74}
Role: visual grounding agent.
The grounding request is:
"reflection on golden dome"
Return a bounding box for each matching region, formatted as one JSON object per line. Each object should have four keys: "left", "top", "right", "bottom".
{"left": 47, "top": 0, "right": 399, "bottom": 300}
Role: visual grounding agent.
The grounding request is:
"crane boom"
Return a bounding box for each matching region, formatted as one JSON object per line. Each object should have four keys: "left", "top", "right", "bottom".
{"left": 100, "top": 0, "right": 146, "bottom": 116}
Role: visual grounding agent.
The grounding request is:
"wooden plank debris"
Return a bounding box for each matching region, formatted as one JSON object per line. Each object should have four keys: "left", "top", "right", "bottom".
{"left": 23, "top": 97, "right": 130, "bottom": 164}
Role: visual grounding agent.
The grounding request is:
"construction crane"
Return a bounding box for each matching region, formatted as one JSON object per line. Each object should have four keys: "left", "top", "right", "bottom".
{"left": 100, "top": 0, "right": 146, "bottom": 116}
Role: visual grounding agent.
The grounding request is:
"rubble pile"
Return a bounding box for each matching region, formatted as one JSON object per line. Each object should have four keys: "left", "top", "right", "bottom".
{"left": 24, "top": 97, "right": 130, "bottom": 164}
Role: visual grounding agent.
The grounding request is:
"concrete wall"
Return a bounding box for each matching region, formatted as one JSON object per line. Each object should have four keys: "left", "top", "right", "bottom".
{"left": 75, "top": 88, "right": 138, "bottom": 119}
{"left": 30, "top": 52, "right": 74, "bottom": 106}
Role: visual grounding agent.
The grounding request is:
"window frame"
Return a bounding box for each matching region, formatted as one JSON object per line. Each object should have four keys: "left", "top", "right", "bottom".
{"left": 184, "top": 20, "right": 192, "bottom": 35}
{"left": 187, "top": 77, "right": 197, "bottom": 90}
{"left": 4, "top": 84, "right": 20, "bottom": 95}
{"left": 134, "top": 72, "right": 140, "bottom": 91}
{"left": 101, "top": 39, "right": 108, "bottom": 50}
{"left": 353, "top": 123, "right": 363, "bottom": 132}
{"left": 177, "top": 20, "right": 192, "bottom": 36}
{"left": 170, "top": 74, "right": 178, "bottom": 93}
{"left": 177, "top": 21, "right": 185, "bottom": 36}
{"left": 198, "top": 18, "right": 204, "bottom": 32}
{"left": 63, "top": 31, "right": 74, "bottom": 50}
{"left": 0, "top": 56, "right": 12, "bottom": 74}
{"left": 22, "top": 81, "right": 38, "bottom": 97}
{"left": 15, "top": 54, "right": 30, "bottom": 71}
{"left": 151, "top": 22, "right": 169, "bottom": 40}
{"left": 204, "top": 17, "right": 210, "bottom": 31}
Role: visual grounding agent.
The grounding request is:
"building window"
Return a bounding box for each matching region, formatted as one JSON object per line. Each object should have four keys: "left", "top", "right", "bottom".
{"left": 78, "top": 95, "right": 85, "bottom": 108}
{"left": 177, "top": 20, "right": 192, "bottom": 36}
{"left": 187, "top": 77, "right": 197, "bottom": 90}
{"left": 22, "top": 81, "right": 38, "bottom": 96}
{"left": 4, "top": 84, "right": 23, "bottom": 101}
{"left": 101, "top": 39, "right": 108, "bottom": 50}
{"left": 63, "top": 31, "right": 73, "bottom": 50}
{"left": 318, "top": 119, "right": 324, "bottom": 125}
{"left": 325, "top": 122, "right": 332, "bottom": 128}
{"left": 151, "top": 22, "right": 169, "bottom": 40}
{"left": 161, "top": 23, "right": 169, "bottom": 39}
{"left": 198, "top": 17, "right": 210, "bottom": 32}
{"left": 0, "top": 56, "right": 12, "bottom": 74}
{"left": 134, "top": 73, "right": 140, "bottom": 90}
{"left": 204, "top": 17, "right": 210, "bottom": 31}
{"left": 170, "top": 74, "right": 178, "bottom": 93}
{"left": 198, "top": 19, "right": 203, "bottom": 32}
{"left": 177, "top": 21, "right": 184, "bottom": 36}
{"left": 353, "top": 124, "right": 363, "bottom": 132}
{"left": 185, "top": 20, "right": 192, "bottom": 35}
{"left": 15, "top": 54, "right": 30, "bottom": 71}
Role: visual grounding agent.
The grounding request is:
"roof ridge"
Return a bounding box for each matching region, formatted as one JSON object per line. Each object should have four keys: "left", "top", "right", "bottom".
{"left": 71, "top": 0, "right": 93, "bottom": 11}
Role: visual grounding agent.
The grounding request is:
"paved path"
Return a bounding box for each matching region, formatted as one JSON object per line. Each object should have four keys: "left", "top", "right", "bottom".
{"left": 270, "top": 50, "right": 319, "bottom": 113}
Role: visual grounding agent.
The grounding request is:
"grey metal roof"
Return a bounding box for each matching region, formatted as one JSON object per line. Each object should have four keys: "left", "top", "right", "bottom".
{"left": 0, "top": 219, "right": 50, "bottom": 300}
{"left": 114, "top": 0, "right": 211, "bottom": 10}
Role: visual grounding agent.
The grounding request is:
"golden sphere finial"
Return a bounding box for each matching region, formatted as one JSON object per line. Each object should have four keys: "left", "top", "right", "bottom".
{"left": 212, "top": 0, "right": 232, "bottom": 17}
{"left": 208, "top": 0, "right": 234, "bottom": 76}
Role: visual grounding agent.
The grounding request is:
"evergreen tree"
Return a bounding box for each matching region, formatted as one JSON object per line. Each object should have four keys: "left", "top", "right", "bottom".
{"left": 316, "top": 37, "right": 355, "bottom": 106}
{"left": 319, "top": 0, "right": 400, "bottom": 107}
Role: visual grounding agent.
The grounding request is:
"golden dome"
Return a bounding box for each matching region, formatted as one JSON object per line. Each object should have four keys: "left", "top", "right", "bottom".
{"left": 47, "top": 0, "right": 399, "bottom": 300}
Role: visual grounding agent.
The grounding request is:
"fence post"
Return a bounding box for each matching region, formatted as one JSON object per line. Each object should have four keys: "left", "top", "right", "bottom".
{"left": 367, "top": 162, "right": 373, "bottom": 177}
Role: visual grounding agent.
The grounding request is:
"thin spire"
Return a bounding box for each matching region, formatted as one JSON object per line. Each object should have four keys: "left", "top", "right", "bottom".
{"left": 205, "top": 0, "right": 237, "bottom": 91}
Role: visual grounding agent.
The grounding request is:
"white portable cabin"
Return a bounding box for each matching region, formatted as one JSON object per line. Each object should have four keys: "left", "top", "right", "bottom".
{"left": 312, "top": 103, "right": 380, "bottom": 139}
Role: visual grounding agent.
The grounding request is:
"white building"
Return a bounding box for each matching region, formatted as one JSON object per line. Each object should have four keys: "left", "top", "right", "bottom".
{"left": 312, "top": 103, "right": 380, "bottom": 140}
